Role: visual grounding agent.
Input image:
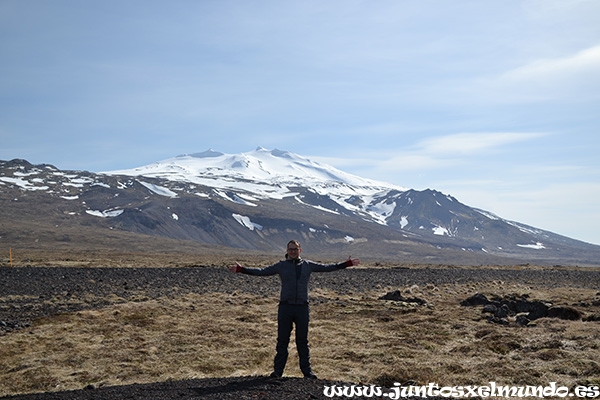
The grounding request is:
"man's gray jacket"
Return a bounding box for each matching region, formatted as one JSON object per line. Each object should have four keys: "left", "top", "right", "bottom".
{"left": 241, "top": 258, "right": 350, "bottom": 305}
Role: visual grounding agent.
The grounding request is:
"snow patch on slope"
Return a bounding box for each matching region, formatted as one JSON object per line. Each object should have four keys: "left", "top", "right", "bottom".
{"left": 232, "top": 214, "right": 263, "bottom": 231}
{"left": 86, "top": 209, "right": 124, "bottom": 218}
{"left": 517, "top": 242, "right": 546, "bottom": 250}
{"left": 433, "top": 226, "right": 449, "bottom": 236}
{"left": 139, "top": 181, "right": 178, "bottom": 198}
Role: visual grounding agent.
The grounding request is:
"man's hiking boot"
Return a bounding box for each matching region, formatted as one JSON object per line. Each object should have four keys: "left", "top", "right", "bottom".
{"left": 269, "top": 371, "right": 282, "bottom": 378}
{"left": 304, "top": 372, "right": 318, "bottom": 379}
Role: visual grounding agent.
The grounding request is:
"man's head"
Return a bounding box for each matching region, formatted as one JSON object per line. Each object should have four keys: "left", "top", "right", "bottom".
{"left": 286, "top": 240, "right": 302, "bottom": 259}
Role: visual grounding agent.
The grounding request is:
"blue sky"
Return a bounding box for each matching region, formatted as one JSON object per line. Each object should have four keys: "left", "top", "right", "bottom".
{"left": 1, "top": 0, "right": 599, "bottom": 245}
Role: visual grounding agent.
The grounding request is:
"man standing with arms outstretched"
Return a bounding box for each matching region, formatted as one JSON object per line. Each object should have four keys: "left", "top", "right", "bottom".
{"left": 229, "top": 240, "right": 360, "bottom": 379}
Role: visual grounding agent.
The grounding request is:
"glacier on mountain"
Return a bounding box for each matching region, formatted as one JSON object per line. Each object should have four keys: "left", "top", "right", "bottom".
{"left": 104, "top": 147, "right": 406, "bottom": 225}
{"left": 106, "top": 147, "right": 402, "bottom": 192}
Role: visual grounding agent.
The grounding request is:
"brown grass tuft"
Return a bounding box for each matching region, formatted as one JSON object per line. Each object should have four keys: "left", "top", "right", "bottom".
{"left": 1, "top": 276, "right": 600, "bottom": 396}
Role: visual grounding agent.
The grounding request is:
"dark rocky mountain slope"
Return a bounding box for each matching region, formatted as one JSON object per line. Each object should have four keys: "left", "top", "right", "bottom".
{"left": 1, "top": 152, "right": 599, "bottom": 266}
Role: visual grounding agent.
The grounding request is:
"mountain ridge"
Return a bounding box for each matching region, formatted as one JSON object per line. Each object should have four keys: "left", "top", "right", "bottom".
{"left": 1, "top": 151, "right": 599, "bottom": 266}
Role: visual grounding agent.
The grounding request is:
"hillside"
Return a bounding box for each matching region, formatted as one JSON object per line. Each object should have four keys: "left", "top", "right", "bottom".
{"left": 1, "top": 150, "right": 599, "bottom": 266}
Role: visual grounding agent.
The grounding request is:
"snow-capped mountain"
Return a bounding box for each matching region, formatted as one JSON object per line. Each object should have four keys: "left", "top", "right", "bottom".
{"left": 1, "top": 150, "right": 599, "bottom": 266}
{"left": 105, "top": 147, "right": 405, "bottom": 226}
{"left": 108, "top": 147, "right": 399, "bottom": 193}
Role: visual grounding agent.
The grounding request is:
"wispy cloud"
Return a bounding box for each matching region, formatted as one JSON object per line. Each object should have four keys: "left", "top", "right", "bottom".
{"left": 503, "top": 45, "right": 600, "bottom": 81}
{"left": 480, "top": 44, "right": 600, "bottom": 102}
{"left": 313, "top": 131, "right": 547, "bottom": 175}
{"left": 415, "top": 132, "right": 547, "bottom": 156}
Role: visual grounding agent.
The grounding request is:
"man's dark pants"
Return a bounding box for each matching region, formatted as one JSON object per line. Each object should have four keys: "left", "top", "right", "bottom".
{"left": 274, "top": 303, "right": 312, "bottom": 376}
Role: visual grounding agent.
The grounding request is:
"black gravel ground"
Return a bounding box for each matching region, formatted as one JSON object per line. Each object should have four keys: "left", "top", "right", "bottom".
{"left": 2, "top": 265, "right": 599, "bottom": 332}
{"left": 1, "top": 265, "right": 599, "bottom": 399}
{"left": 1, "top": 376, "right": 382, "bottom": 400}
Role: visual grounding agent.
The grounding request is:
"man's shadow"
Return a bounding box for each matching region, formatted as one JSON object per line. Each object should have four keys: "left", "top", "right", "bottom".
{"left": 190, "top": 375, "right": 286, "bottom": 397}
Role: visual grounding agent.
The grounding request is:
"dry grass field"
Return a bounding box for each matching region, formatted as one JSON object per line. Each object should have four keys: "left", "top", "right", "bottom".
{"left": 1, "top": 252, "right": 599, "bottom": 398}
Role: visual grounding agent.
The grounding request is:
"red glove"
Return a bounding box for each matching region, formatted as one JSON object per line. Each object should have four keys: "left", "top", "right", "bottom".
{"left": 229, "top": 262, "right": 243, "bottom": 273}
{"left": 346, "top": 257, "right": 360, "bottom": 267}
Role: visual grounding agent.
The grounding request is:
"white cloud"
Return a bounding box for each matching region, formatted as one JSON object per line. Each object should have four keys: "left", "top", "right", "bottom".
{"left": 484, "top": 45, "right": 600, "bottom": 102}
{"left": 503, "top": 44, "right": 600, "bottom": 82}
{"left": 311, "top": 131, "right": 551, "bottom": 192}
{"left": 416, "top": 132, "right": 547, "bottom": 156}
